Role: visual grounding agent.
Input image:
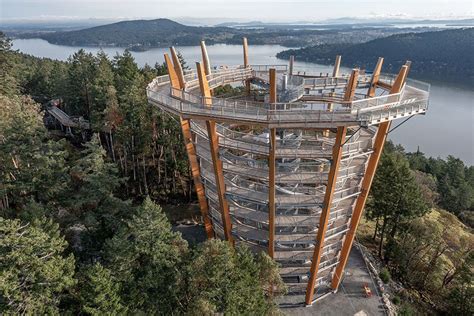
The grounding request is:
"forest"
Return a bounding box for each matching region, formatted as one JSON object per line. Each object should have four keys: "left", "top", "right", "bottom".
{"left": 12, "top": 18, "right": 426, "bottom": 50}
{"left": 277, "top": 28, "right": 474, "bottom": 85}
{"left": 0, "top": 33, "right": 285, "bottom": 314}
{"left": 1, "top": 30, "right": 472, "bottom": 315}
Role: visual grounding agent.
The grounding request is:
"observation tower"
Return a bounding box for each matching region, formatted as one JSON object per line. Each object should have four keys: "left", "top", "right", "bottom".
{"left": 146, "top": 39, "right": 430, "bottom": 305}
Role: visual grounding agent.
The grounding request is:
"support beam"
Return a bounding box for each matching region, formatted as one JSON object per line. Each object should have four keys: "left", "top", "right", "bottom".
{"left": 404, "top": 60, "right": 412, "bottom": 76}
{"left": 243, "top": 37, "right": 251, "bottom": 94}
{"left": 367, "top": 57, "right": 384, "bottom": 97}
{"left": 305, "top": 126, "right": 347, "bottom": 305}
{"left": 343, "top": 69, "right": 359, "bottom": 101}
{"left": 164, "top": 53, "right": 214, "bottom": 239}
{"left": 180, "top": 118, "right": 214, "bottom": 238}
{"left": 164, "top": 53, "right": 180, "bottom": 92}
{"left": 196, "top": 62, "right": 234, "bottom": 243}
{"left": 324, "top": 63, "right": 353, "bottom": 138}
{"left": 200, "top": 41, "right": 212, "bottom": 76}
{"left": 331, "top": 65, "right": 409, "bottom": 291}
{"left": 242, "top": 37, "right": 249, "bottom": 67}
{"left": 268, "top": 68, "right": 277, "bottom": 258}
{"left": 289, "top": 55, "right": 295, "bottom": 76}
{"left": 391, "top": 65, "right": 409, "bottom": 93}
{"left": 170, "top": 47, "right": 186, "bottom": 89}
{"left": 332, "top": 55, "right": 341, "bottom": 77}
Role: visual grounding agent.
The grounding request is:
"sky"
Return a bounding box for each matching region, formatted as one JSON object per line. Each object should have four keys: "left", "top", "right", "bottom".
{"left": 1, "top": 0, "right": 473, "bottom": 24}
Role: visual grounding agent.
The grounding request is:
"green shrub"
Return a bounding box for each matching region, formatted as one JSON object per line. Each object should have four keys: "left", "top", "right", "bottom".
{"left": 392, "top": 295, "right": 401, "bottom": 305}
{"left": 379, "top": 267, "right": 391, "bottom": 283}
{"left": 399, "top": 302, "right": 416, "bottom": 316}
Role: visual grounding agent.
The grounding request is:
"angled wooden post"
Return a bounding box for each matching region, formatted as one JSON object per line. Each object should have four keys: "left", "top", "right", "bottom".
{"left": 268, "top": 68, "right": 277, "bottom": 258}
{"left": 196, "top": 62, "right": 234, "bottom": 243}
{"left": 200, "top": 40, "right": 212, "bottom": 76}
{"left": 164, "top": 53, "right": 180, "bottom": 93}
{"left": 331, "top": 65, "right": 409, "bottom": 291}
{"left": 305, "top": 126, "right": 347, "bottom": 305}
{"left": 289, "top": 55, "right": 295, "bottom": 76}
{"left": 243, "top": 37, "right": 251, "bottom": 95}
{"left": 165, "top": 53, "right": 214, "bottom": 239}
{"left": 180, "top": 119, "right": 214, "bottom": 238}
{"left": 243, "top": 37, "right": 249, "bottom": 67}
{"left": 367, "top": 57, "right": 384, "bottom": 97}
{"left": 170, "top": 47, "right": 186, "bottom": 90}
{"left": 404, "top": 60, "right": 412, "bottom": 76}
{"left": 343, "top": 69, "right": 359, "bottom": 102}
{"left": 332, "top": 55, "right": 341, "bottom": 77}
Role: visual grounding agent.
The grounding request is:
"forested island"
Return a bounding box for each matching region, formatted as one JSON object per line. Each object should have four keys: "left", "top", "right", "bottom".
{"left": 11, "top": 18, "right": 435, "bottom": 50}
{"left": 1, "top": 31, "right": 473, "bottom": 315}
{"left": 277, "top": 28, "right": 474, "bottom": 85}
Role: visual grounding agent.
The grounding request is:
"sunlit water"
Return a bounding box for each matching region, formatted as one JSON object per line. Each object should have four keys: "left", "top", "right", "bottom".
{"left": 12, "top": 39, "right": 474, "bottom": 164}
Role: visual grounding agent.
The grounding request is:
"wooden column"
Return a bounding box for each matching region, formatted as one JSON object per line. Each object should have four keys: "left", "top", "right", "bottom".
{"left": 332, "top": 55, "right": 341, "bottom": 77}
{"left": 196, "top": 62, "right": 234, "bottom": 243}
{"left": 305, "top": 126, "right": 347, "bottom": 305}
{"left": 243, "top": 37, "right": 251, "bottom": 95}
{"left": 170, "top": 47, "right": 186, "bottom": 89}
{"left": 268, "top": 68, "right": 277, "bottom": 258}
{"left": 404, "top": 60, "right": 412, "bottom": 76}
{"left": 331, "top": 65, "right": 409, "bottom": 291}
{"left": 164, "top": 54, "right": 180, "bottom": 92}
{"left": 180, "top": 119, "right": 214, "bottom": 238}
{"left": 243, "top": 37, "right": 249, "bottom": 67}
{"left": 164, "top": 53, "right": 214, "bottom": 239}
{"left": 289, "top": 55, "right": 295, "bottom": 76}
{"left": 343, "top": 69, "right": 360, "bottom": 102}
{"left": 367, "top": 57, "right": 384, "bottom": 97}
{"left": 200, "top": 40, "right": 212, "bottom": 76}
{"left": 323, "top": 55, "right": 343, "bottom": 138}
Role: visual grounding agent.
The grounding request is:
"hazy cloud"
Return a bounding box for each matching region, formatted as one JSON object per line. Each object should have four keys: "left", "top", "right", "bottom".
{"left": 1, "top": 0, "right": 473, "bottom": 23}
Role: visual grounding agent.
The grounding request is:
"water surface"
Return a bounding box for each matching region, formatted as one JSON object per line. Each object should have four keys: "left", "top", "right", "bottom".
{"left": 12, "top": 39, "right": 474, "bottom": 164}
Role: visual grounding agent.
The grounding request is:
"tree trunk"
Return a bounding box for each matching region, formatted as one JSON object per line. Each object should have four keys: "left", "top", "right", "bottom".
{"left": 373, "top": 218, "right": 380, "bottom": 241}
{"left": 378, "top": 215, "right": 388, "bottom": 258}
{"left": 142, "top": 155, "right": 148, "bottom": 195}
{"left": 110, "top": 132, "right": 116, "bottom": 162}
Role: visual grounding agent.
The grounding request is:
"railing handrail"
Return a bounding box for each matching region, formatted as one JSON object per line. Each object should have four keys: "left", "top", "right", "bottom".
{"left": 146, "top": 64, "right": 429, "bottom": 125}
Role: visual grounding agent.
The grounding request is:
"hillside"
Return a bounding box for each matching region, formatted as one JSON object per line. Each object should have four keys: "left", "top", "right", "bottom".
{"left": 277, "top": 28, "right": 474, "bottom": 84}
{"left": 13, "top": 18, "right": 439, "bottom": 50}
{"left": 32, "top": 18, "right": 238, "bottom": 48}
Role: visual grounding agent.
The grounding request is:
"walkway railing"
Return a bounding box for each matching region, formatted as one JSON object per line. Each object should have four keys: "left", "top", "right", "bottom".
{"left": 147, "top": 64, "right": 430, "bottom": 127}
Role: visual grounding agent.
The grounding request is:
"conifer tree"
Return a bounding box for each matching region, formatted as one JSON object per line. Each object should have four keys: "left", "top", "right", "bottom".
{"left": 78, "top": 263, "right": 127, "bottom": 315}
{"left": 90, "top": 51, "right": 116, "bottom": 131}
{"left": 366, "top": 151, "right": 429, "bottom": 260}
{"left": 105, "top": 197, "right": 188, "bottom": 314}
{"left": 65, "top": 134, "right": 131, "bottom": 256}
{"left": 66, "top": 49, "right": 97, "bottom": 117}
{"left": 0, "top": 32, "right": 19, "bottom": 97}
{"left": 0, "top": 95, "right": 69, "bottom": 218}
{"left": 186, "top": 240, "right": 285, "bottom": 315}
{"left": 0, "top": 217, "right": 76, "bottom": 314}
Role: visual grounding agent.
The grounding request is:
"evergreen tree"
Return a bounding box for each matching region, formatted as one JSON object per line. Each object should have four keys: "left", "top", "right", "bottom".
{"left": 65, "top": 134, "right": 131, "bottom": 257}
{"left": 0, "top": 217, "right": 76, "bottom": 314}
{"left": 186, "top": 239, "right": 285, "bottom": 315}
{"left": 105, "top": 197, "right": 188, "bottom": 314}
{"left": 90, "top": 51, "right": 116, "bottom": 131}
{"left": 0, "top": 95, "right": 69, "bottom": 218}
{"left": 446, "top": 252, "right": 473, "bottom": 315}
{"left": 0, "top": 32, "right": 19, "bottom": 97}
{"left": 366, "top": 151, "right": 429, "bottom": 260}
{"left": 78, "top": 263, "right": 127, "bottom": 315}
{"left": 65, "top": 49, "right": 97, "bottom": 117}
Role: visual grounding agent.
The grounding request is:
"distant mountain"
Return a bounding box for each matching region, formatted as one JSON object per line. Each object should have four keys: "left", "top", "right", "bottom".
{"left": 27, "top": 18, "right": 239, "bottom": 48}
{"left": 277, "top": 28, "right": 474, "bottom": 85}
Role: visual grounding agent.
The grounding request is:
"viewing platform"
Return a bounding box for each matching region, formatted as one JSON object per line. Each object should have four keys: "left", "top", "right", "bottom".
{"left": 146, "top": 39, "right": 430, "bottom": 306}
